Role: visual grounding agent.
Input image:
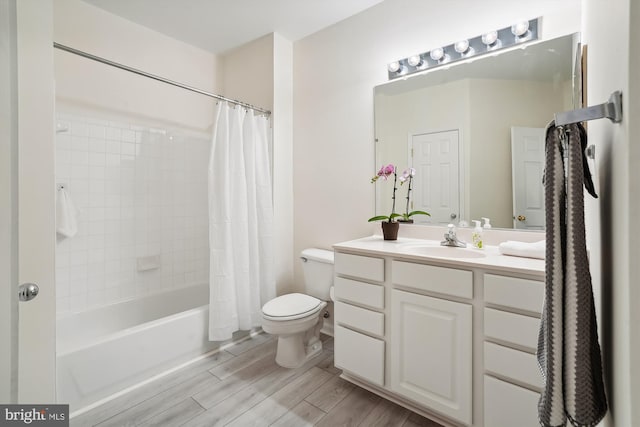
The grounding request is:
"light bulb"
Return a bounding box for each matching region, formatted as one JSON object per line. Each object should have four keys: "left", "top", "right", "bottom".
{"left": 511, "top": 21, "right": 529, "bottom": 37}
{"left": 454, "top": 40, "right": 470, "bottom": 54}
{"left": 407, "top": 55, "right": 423, "bottom": 67}
{"left": 481, "top": 30, "right": 498, "bottom": 46}
{"left": 387, "top": 61, "right": 401, "bottom": 73}
{"left": 430, "top": 47, "right": 444, "bottom": 61}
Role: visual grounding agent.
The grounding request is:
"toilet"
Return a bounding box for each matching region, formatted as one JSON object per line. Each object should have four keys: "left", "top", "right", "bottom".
{"left": 261, "top": 248, "right": 334, "bottom": 368}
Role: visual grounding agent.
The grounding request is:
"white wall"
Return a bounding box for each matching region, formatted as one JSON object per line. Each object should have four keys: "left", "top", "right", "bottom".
{"left": 54, "top": 0, "right": 220, "bottom": 131}
{"left": 221, "top": 34, "right": 274, "bottom": 111}
{"left": 582, "top": 0, "right": 639, "bottom": 424}
{"left": 293, "top": 0, "right": 581, "bottom": 285}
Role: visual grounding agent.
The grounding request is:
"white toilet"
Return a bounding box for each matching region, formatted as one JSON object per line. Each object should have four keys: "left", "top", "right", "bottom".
{"left": 261, "top": 248, "right": 334, "bottom": 368}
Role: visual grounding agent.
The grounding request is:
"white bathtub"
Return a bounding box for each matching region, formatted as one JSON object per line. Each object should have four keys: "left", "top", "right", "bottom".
{"left": 56, "top": 284, "right": 219, "bottom": 412}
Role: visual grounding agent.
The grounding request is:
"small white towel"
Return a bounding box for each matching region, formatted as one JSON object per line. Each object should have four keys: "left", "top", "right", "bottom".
{"left": 498, "top": 240, "right": 545, "bottom": 259}
{"left": 56, "top": 187, "right": 78, "bottom": 238}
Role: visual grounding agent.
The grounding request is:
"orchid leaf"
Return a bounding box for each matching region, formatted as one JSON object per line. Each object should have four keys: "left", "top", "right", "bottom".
{"left": 368, "top": 215, "right": 391, "bottom": 222}
{"left": 407, "top": 210, "right": 430, "bottom": 217}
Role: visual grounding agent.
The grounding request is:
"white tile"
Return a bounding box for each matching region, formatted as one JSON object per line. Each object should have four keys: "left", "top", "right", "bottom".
{"left": 106, "top": 153, "right": 121, "bottom": 167}
{"left": 86, "top": 207, "right": 105, "bottom": 222}
{"left": 69, "top": 265, "right": 88, "bottom": 282}
{"left": 88, "top": 124, "right": 106, "bottom": 139}
{"left": 121, "top": 142, "right": 135, "bottom": 156}
{"left": 105, "top": 260, "right": 120, "bottom": 274}
{"left": 71, "top": 135, "right": 89, "bottom": 151}
{"left": 122, "top": 129, "right": 136, "bottom": 142}
{"left": 56, "top": 149, "right": 71, "bottom": 165}
{"left": 105, "top": 127, "right": 122, "bottom": 140}
{"left": 105, "top": 288, "right": 121, "bottom": 305}
{"left": 87, "top": 276, "right": 105, "bottom": 292}
{"left": 69, "top": 235, "right": 88, "bottom": 251}
{"left": 56, "top": 297, "right": 70, "bottom": 315}
{"left": 105, "top": 207, "right": 121, "bottom": 220}
{"left": 88, "top": 235, "right": 105, "bottom": 250}
{"left": 88, "top": 192, "right": 105, "bottom": 208}
{"left": 89, "top": 166, "right": 105, "bottom": 180}
{"left": 71, "top": 165, "right": 89, "bottom": 180}
{"left": 105, "top": 140, "right": 121, "bottom": 154}
{"left": 87, "top": 262, "right": 105, "bottom": 278}
{"left": 69, "top": 250, "right": 88, "bottom": 267}
{"left": 71, "top": 122, "right": 88, "bottom": 137}
{"left": 56, "top": 267, "right": 70, "bottom": 283}
{"left": 69, "top": 294, "right": 87, "bottom": 313}
{"left": 87, "top": 247, "right": 105, "bottom": 263}
{"left": 89, "top": 137, "right": 106, "bottom": 153}
{"left": 88, "top": 152, "right": 106, "bottom": 166}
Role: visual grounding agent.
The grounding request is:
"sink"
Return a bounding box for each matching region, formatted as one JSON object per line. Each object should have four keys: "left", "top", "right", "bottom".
{"left": 403, "top": 245, "right": 487, "bottom": 259}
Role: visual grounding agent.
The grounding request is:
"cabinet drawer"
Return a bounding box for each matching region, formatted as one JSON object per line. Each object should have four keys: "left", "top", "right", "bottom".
{"left": 335, "top": 325, "right": 385, "bottom": 386}
{"left": 484, "top": 342, "right": 542, "bottom": 389}
{"left": 484, "top": 274, "right": 544, "bottom": 314}
{"left": 335, "top": 252, "right": 384, "bottom": 282}
{"left": 334, "top": 277, "right": 384, "bottom": 309}
{"left": 392, "top": 260, "right": 472, "bottom": 299}
{"left": 484, "top": 375, "right": 540, "bottom": 427}
{"left": 484, "top": 308, "right": 540, "bottom": 351}
{"left": 335, "top": 301, "right": 384, "bottom": 337}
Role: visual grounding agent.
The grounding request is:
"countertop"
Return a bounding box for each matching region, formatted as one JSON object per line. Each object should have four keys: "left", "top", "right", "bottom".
{"left": 333, "top": 235, "right": 545, "bottom": 277}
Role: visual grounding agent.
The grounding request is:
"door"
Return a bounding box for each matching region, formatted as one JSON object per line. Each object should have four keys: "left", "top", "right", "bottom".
{"left": 410, "top": 130, "right": 460, "bottom": 224}
{"left": 0, "top": 0, "right": 57, "bottom": 404}
{"left": 391, "top": 289, "right": 472, "bottom": 425}
{"left": 511, "top": 127, "right": 545, "bottom": 229}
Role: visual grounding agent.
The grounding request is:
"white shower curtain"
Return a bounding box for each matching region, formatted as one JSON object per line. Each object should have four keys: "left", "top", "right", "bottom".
{"left": 208, "top": 102, "right": 275, "bottom": 341}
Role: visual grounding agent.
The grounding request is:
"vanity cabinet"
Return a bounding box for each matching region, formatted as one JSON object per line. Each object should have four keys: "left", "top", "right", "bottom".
{"left": 482, "top": 273, "right": 544, "bottom": 427}
{"left": 333, "top": 252, "right": 386, "bottom": 386}
{"left": 332, "top": 237, "right": 545, "bottom": 427}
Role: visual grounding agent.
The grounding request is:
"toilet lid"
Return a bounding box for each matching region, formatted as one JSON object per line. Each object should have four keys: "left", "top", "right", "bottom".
{"left": 262, "top": 293, "right": 323, "bottom": 321}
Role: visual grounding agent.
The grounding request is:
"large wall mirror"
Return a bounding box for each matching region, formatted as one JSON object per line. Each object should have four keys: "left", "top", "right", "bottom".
{"left": 374, "top": 33, "right": 579, "bottom": 230}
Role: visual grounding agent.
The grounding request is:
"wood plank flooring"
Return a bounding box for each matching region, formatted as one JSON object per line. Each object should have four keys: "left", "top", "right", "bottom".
{"left": 71, "top": 334, "right": 443, "bottom": 427}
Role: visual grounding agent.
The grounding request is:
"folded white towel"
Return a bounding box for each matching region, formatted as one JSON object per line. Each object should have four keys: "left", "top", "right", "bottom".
{"left": 498, "top": 240, "right": 545, "bottom": 259}
{"left": 56, "top": 187, "right": 78, "bottom": 238}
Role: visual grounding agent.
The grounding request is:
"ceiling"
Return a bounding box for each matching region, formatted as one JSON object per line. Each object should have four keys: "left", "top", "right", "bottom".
{"left": 82, "top": 0, "right": 384, "bottom": 54}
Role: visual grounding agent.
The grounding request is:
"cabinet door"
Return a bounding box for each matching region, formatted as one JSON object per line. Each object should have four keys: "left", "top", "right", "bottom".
{"left": 391, "top": 290, "right": 472, "bottom": 425}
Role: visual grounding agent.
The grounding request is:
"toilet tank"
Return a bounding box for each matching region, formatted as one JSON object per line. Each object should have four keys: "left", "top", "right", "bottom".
{"left": 300, "top": 248, "right": 334, "bottom": 301}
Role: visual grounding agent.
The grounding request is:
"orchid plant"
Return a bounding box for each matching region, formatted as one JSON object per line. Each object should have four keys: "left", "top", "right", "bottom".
{"left": 368, "top": 164, "right": 430, "bottom": 223}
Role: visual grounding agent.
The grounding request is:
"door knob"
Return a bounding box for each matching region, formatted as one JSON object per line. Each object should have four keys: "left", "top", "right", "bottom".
{"left": 517, "top": 215, "right": 526, "bottom": 222}
{"left": 450, "top": 213, "right": 457, "bottom": 219}
{"left": 18, "top": 283, "right": 39, "bottom": 302}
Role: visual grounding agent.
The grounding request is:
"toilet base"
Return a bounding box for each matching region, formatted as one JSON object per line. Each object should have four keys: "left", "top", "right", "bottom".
{"left": 275, "top": 333, "right": 323, "bottom": 368}
{"left": 269, "top": 312, "right": 326, "bottom": 369}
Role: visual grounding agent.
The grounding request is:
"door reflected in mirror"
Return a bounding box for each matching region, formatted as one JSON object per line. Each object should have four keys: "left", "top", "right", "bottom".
{"left": 374, "top": 33, "right": 578, "bottom": 230}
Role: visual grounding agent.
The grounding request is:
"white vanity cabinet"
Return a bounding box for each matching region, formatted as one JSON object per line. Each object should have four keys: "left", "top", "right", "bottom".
{"left": 333, "top": 252, "right": 386, "bottom": 386}
{"left": 482, "top": 273, "right": 544, "bottom": 427}
{"left": 332, "top": 236, "right": 545, "bottom": 427}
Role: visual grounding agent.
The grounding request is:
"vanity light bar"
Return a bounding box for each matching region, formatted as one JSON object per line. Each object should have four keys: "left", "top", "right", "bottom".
{"left": 387, "top": 18, "right": 539, "bottom": 80}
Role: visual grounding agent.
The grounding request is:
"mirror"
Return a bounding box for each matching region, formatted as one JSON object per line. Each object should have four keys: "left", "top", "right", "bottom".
{"left": 374, "top": 33, "right": 577, "bottom": 229}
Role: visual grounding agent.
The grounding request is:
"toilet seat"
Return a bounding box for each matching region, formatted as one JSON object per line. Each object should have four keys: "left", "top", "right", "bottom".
{"left": 262, "top": 293, "right": 323, "bottom": 321}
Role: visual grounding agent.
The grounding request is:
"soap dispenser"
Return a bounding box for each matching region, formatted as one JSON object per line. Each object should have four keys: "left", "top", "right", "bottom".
{"left": 482, "top": 217, "right": 492, "bottom": 229}
{"left": 472, "top": 220, "right": 483, "bottom": 249}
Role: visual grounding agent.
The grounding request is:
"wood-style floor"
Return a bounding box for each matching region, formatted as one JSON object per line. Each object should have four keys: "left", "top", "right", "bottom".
{"left": 71, "top": 333, "right": 443, "bottom": 427}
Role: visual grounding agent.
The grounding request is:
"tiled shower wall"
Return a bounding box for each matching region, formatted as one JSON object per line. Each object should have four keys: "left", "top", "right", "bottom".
{"left": 55, "top": 112, "right": 210, "bottom": 316}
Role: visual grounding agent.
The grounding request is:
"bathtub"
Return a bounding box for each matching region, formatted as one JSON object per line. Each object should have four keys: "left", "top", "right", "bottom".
{"left": 56, "top": 284, "right": 219, "bottom": 412}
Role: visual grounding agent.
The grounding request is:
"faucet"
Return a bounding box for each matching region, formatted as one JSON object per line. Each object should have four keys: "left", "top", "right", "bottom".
{"left": 441, "top": 224, "right": 467, "bottom": 248}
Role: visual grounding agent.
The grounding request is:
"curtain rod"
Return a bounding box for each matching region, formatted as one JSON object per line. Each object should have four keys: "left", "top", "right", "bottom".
{"left": 53, "top": 42, "right": 272, "bottom": 116}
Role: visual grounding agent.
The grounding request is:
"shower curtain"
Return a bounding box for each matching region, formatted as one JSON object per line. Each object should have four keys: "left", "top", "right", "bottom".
{"left": 208, "top": 102, "right": 275, "bottom": 341}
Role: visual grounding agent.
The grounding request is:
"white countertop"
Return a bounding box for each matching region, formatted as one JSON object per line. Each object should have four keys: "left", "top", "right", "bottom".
{"left": 333, "top": 235, "right": 545, "bottom": 277}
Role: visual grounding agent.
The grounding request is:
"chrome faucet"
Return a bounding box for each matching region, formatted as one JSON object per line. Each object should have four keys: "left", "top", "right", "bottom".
{"left": 441, "top": 224, "right": 467, "bottom": 248}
